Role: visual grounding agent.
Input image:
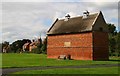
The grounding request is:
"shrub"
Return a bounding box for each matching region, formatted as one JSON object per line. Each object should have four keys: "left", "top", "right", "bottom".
{"left": 31, "top": 48, "right": 42, "bottom": 54}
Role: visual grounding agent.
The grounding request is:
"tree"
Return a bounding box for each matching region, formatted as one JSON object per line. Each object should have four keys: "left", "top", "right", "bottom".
{"left": 41, "top": 37, "right": 47, "bottom": 54}
{"left": 31, "top": 36, "right": 47, "bottom": 54}
{"left": 109, "top": 38, "right": 116, "bottom": 56}
{"left": 10, "top": 39, "right": 31, "bottom": 53}
{"left": 116, "top": 32, "right": 120, "bottom": 56}
{"left": 37, "top": 37, "right": 42, "bottom": 49}
{"left": 107, "top": 23, "right": 116, "bottom": 35}
{"left": 36, "top": 37, "right": 43, "bottom": 54}
{"left": 107, "top": 23, "right": 117, "bottom": 56}
{"left": 31, "top": 37, "right": 43, "bottom": 54}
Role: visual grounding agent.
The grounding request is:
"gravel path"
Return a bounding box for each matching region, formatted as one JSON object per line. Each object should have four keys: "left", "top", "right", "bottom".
{"left": 1, "top": 64, "right": 120, "bottom": 75}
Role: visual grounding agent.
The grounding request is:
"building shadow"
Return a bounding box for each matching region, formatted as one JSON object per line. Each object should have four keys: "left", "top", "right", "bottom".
{"left": 108, "top": 59, "right": 120, "bottom": 62}
{"left": 93, "top": 59, "right": 120, "bottom": 62}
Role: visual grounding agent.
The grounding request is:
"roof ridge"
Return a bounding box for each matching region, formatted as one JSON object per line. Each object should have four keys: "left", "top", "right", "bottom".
{"left": 59, "top": 12, "right": 99, "bottom": 20}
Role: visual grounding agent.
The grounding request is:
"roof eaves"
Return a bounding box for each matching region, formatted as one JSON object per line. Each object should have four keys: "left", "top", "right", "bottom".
{"left": 47, "top": 30, "right": 92, "bottom": 35}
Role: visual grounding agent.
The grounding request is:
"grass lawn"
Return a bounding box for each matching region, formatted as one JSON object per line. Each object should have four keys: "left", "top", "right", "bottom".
{"left": 13, "top": 67, "right": 119, "bottom": 74}
{"left": 2, "top": 53, "right": 120, "bottom": 68}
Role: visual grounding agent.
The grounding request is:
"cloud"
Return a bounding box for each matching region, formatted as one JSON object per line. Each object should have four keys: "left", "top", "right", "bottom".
{"left": 1, "top": 2, "right": 119, "bottom": 43}
{"left": 2, "top": 0, "right": 119, "bottom": 2}
{"left": 2, "top": 3, "right": 51, "bottom": 43}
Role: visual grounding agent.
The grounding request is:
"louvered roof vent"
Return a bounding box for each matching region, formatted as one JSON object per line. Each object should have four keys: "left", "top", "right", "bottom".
{"left": 64, "top": 14, "right": 70, "bottom": 21}
{"left": 83, "top": 10, "right": 89, "bottom": 19}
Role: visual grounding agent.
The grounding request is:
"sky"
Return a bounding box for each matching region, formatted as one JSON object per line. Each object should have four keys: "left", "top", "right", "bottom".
{"left": 1, "top": 0, "right": 120, "bottom": 44}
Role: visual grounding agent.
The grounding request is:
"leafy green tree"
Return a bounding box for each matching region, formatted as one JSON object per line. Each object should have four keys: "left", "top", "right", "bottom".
{"left": 37, "top": 37, "right": 43, "bottom": 54}
{"left": 116, "top": 32, "right": 120, "bottom": 56}
{"left": 107, "top": 23, "right": 117, "bottom": 56}
{"left": 31, "top": 36, "right": 47, "bottom": 54}
{"left": 31, "top": 37, "right": 43, "bottom": 54}
{"left": 10, "top": 39, "right": 31, "bottom": 53}
{"left": 109, "top": 38, "right": 116, "bottom": 56}
{"left": 107, "top": 23, "right": 116, "bottom": 35}
{"left": 41, "top": 37, "right": 47, "bottom": 54}
{"left": 37, "top": 38, "right": 42, "bottom": 48}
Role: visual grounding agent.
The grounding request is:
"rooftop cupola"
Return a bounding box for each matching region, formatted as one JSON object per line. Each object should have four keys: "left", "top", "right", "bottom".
{"left": 64, "top": 14, "right": 70, "bottom": 21}
{"left": 83, "top": 10, "right": 89, "bottom": 19}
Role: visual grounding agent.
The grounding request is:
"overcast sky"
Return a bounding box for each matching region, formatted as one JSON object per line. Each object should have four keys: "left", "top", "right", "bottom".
{"left": 1, "top": 0, "right": 120, "bottom": 43}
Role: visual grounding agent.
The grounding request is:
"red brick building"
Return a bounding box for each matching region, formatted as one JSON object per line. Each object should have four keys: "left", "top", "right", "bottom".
{"left": 47, "top": 11, "right": 109, "bottom": 60}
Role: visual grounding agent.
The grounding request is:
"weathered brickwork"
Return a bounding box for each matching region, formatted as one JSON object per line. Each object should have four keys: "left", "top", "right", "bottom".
{"left": 47, "top": 32, "right": 93, "bottom": 60}
{"left": 93, "top": 31, "right": 109, "bottom": 60}
{"left": 47, "top": 31, "right": 109, "bottom": 60}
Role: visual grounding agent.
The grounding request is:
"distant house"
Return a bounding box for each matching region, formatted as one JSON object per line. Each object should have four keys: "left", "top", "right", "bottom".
{"left": 23, "top": 42, "right": 30, "bottom": 51}
{"left": 29, "top": 39, "right": 41, "bottom": 52}
{"left": 47, "top": 11, "right": 109, "bottom": 60}
{"left": 23, "top": 38, "right": 41, "bottom": 52}
{"left": 2, "top": 45, "right": 10, "bottom": 53}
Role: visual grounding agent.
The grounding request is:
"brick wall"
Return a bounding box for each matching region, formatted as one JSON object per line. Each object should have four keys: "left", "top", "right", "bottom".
{"left": 93, "top": 31, "right": 109, "bottom": 60}
{"left": 47, "top": 32, "right": 93, "bottom": 60}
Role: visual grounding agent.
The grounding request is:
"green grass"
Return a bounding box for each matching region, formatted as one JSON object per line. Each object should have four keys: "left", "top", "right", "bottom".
{"left": 13, "top": 67, "right": 119, "bottom": 74}
{"left": 2, "top": 53, "right": 120, "bottom": 68}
